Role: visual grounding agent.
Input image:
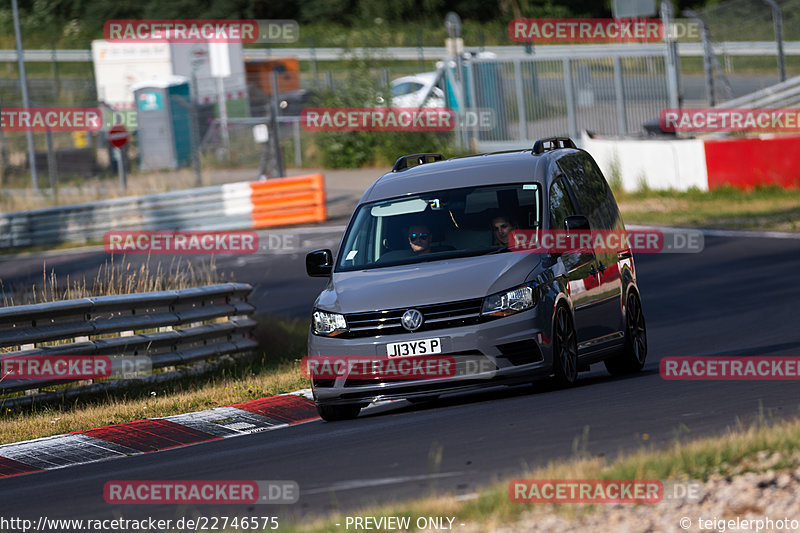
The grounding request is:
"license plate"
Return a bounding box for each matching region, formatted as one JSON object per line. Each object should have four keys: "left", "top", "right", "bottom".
{"left": 386, "top": 338, "right": 442, "bottom": 357}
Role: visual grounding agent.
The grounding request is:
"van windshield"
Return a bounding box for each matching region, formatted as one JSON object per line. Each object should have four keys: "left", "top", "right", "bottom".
{"left": 336, "top": 183, "right": 541, "bottom": 272}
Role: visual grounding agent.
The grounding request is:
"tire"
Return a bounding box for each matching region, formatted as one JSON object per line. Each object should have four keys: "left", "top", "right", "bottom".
{"left": 604, "top": 290, "right": 647, "bottom": 376}
{"left": 552, "top": 305, "right": 578, "bottom": 387}
{"left": 316, "top": 404, "right": 362, "bottom": 422}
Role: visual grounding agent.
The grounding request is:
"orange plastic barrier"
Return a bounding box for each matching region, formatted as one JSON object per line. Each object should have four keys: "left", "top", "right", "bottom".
{"left": 249, "top": 174, "right": 327, "bottom": 228}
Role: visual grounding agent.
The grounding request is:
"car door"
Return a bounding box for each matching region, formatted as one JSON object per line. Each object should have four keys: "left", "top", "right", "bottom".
{"left": 548, "top": 175, "right": 600, "bottom": 347}
{"left": 558, "top": 153, "right": 624, "bottom": 343}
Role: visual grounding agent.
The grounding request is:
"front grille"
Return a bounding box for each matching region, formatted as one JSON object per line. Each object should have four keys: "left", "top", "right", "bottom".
{"left": 341, "top": 298, "right": 489, "bottom": 338}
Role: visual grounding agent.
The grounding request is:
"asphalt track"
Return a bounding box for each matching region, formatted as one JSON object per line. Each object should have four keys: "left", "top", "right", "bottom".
{"left": 1, "top": 230, "right": 800, "bottom": 526}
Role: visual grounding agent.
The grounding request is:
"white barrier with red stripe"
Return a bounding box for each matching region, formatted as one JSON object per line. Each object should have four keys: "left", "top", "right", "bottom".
{"left": 582, "top": 132, "right": 800, "bottom": 191}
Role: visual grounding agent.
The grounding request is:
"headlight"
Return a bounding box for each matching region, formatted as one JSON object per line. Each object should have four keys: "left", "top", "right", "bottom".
{"left": 481, "top": 284, "right": 536, "bottom": 317}
{"left": 312, "top": 309, "right": 348, "bottom": 336}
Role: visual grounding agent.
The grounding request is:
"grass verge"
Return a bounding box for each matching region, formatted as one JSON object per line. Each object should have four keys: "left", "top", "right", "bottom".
{"left": 278, "top": 407, "right": 800, "bottom": 532}
{"left": 615, "top": 185, "right": 800, "bottom": 231}
{"left": 0, "top": 315, "right": 311, "bottom": 445}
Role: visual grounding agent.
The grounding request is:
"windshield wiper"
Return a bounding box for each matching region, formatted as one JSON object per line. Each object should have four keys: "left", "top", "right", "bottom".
{"left": 481, "top": 247, "right": 511, "bottom": 254}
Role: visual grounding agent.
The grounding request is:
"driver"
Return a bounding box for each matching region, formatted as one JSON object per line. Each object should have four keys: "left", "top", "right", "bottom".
{"left": 408, "top": 224, "right": 432, "bottom": 254}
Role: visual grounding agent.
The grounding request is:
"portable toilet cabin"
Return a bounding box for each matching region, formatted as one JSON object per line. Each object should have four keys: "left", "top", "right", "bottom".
{"left": 132, "top": 76, "right": 193, "bottom": 170}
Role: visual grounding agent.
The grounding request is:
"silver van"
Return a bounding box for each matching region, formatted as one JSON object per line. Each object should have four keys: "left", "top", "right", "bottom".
{"left": 306, "top": 137, "right": 647, "bottom": 421}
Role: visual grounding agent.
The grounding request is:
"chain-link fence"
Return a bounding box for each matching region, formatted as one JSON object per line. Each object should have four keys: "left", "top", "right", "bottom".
{"left": 2, "top": 0, "right": 799, "bottom": 186}
{"left": 465, "top": 54, "right": 669, "bottom": 149}
{"left": 686, "top": 0, "right": 800, "bottom": 105}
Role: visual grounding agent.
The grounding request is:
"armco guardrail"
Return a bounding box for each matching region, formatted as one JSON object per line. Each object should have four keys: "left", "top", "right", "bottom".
{"left": 714, "top": 74, "right": 800, "bottom": 109}
{"left": 0, "top": 283, "right": 256, "bottom": 394}
{"left": 3, "top": 42, "right": 800, "bottom": 62}
{"left": 0, "top": 174, "right": 326, "bottom": 250}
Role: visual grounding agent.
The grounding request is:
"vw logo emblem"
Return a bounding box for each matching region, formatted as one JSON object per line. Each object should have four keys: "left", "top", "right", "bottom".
{"left": 401, "top": 309, "right": 424, "bottom": 332}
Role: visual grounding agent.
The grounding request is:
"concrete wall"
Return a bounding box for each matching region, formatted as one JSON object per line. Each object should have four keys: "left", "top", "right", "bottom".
{"left": 581, "top": 132, "right": 709, "bottom": 191}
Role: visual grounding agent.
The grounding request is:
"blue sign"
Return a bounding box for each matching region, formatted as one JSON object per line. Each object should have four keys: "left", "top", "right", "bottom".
{"left": 138, "top": 91, "right": 163, "bottom": 111}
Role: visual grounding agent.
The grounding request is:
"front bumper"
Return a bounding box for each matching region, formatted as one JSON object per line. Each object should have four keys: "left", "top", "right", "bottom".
{"left": 308, "top": 308, "right": 553, "bottom": 405}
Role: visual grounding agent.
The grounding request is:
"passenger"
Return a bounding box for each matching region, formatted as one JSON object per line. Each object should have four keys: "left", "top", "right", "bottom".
{"left": 491, "top": 215, "right": 518, "bottom": 248}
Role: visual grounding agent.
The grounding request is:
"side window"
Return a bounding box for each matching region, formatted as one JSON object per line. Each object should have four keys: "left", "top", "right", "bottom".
{"left": 549, "top": 177, "right": 575, "bottom": 230}
{"left": 558, "top": 153, "right": 617, "bottom": 230}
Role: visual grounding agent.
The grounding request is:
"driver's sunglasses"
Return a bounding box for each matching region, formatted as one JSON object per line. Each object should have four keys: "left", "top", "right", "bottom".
{"left": 408, "top": 232, "right": 430, "bottom": 241}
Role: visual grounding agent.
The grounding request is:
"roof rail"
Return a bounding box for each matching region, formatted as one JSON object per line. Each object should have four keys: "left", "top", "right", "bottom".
{"left": 532, "top": 137, "right": 576, "bottom": 154}
{"left": 392, "top": 153, "right": 445, "bottom": 172}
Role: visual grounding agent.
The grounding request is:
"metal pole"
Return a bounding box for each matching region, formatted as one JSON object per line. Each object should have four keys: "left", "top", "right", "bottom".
{"left": 563, "top": 58, "right": 578, "bottom": 140}
{"left": 762, "top": 0, "right": 786, "bottom": 82}
{"left": 51, "top": 40, "right": 60, "bottom": 101}
{"left": 270, "top": 71, "right": 285, "bottom": 177}
{"left": 613, "top": 56, "right": 628, "bottom": 135}
{"left": 292, "top": 119, "right": 301, "bottom": 168}
{"left": 0, "top": 95, "right": 9, "bottom": 180}
{"left": 661, "top": 1, "right": 681, "bottom": 110}
{"left": 465, "top": 59, "right": 478, "bottom": 147}
{"left": 190, "top": 74, "right": 203, "bottom": 186}
{"left": 216, "top": 76, "right": 230, "bottom": 157}
{"left": 513, "top": 59, "right": 527, "bottom": 141}
{"left": 684, "top": 10, "right": 715, "bottom": 107}
{"left": 45, "top": 129, "right": 57, "bottom": 190}
{"left": 11, "top": 0, "right": 38, "bottom": 189}
{"left": 116, "top": 147, "right": 127, "bottom": 189}
{"left": 416, "top": 30, "right": 425, "bottom": 70}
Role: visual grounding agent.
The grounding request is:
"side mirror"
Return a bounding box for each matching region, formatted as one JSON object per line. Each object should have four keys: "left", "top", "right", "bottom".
{"left": 565, "top": 215, "right": 590, "bottom": 232}
{"left": 306, "top": 249, "right": 333, "bottom": 277}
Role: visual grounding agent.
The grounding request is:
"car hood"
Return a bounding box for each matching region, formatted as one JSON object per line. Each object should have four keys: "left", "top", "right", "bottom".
{"left": 316, "top": 252, "right": 542, "bottom": 313}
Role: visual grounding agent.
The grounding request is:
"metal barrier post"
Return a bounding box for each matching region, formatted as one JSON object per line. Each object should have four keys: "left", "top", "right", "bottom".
{"left": 762, "top": 0, "right": 786, "bottom": 82}
{"left": 662, "top": 0, "right": 681, "bottom": 110}
{"left": 270, "top": 71, "right": 285, "bottom": 177}
{"left": 613, "top": 56, "right": 628, "bottom": 135}
{"left": 292, "top": 119, "right": 302, "bottom": 167}
{"left": 563, "top": 57, "right": 578, "bottom": 140}
{"left": 514, "top": 59, "right": 527, "bottom": 141}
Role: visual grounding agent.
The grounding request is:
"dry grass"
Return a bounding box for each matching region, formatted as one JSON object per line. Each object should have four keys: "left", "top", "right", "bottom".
{"left": 0, "top": 255, "right": 314, "bottom": 443}
{"left": 0, "top": 315, "right": 311, "bottom": 444}
{"left": 615, "top": 186, "right": 800, "bottom": 231}
{"left": 279, "top": 410, "right": 800, "bottom": 532}
{"left": 0, "top": 255, "right": 225, "bottom": 308}
{"left": 0, "top": 355, "right": 307, "bottom": 445}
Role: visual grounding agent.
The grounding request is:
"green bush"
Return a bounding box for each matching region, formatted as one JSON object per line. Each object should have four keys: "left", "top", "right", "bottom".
{"left": 308, "top": 53, "right": 462, "bottom": 168}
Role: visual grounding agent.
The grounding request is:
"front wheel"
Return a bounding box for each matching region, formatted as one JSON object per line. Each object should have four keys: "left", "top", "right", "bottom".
{"left": 316, "top": 404, "right": 362, "bottom": 422}
{"left": 604, "top": 291, "right": 647, "bottom": 376}
{"left": 552, "top": 305, "right": 578, "bottom": 387}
